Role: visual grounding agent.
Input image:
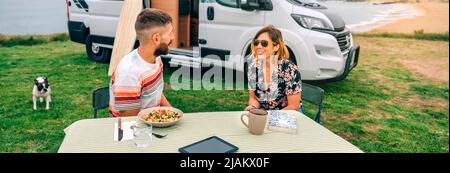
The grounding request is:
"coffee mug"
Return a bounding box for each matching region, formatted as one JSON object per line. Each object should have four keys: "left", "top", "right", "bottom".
{"left": 241, "top": 109, "right": 268, "bottom": 135}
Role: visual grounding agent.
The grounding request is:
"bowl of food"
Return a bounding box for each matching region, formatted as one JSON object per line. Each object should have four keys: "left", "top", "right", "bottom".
{"left": 137, "top": 107, "right": 183, "bottom": 127}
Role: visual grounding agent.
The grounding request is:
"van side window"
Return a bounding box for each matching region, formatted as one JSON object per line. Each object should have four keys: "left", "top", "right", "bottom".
{"left": 217, "top": 0, "right": 238, "bottom": 8}
{"left": 201, "top": 0, "right": 216, "bottom": 3}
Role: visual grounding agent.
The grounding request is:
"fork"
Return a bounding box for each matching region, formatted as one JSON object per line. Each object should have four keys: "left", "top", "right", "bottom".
{"left": 130, "top": 124, "right": 167, "bottom": 138}
{"left": 151, "top": 132, "right": 167, "bottom": 138}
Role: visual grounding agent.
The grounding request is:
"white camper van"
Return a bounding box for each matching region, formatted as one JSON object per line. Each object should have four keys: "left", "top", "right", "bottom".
{"left": 66, "top": 0, "right": 360, "bottom": 81}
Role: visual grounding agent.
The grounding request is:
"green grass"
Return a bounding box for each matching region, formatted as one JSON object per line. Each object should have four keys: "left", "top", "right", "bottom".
{"left": 307, "top": 36, "right": 449, "bottom": 153}
{"left": 410, "top": 84, "right": 449, "bottom": 100}
{"left": 0, "top": 34, "right": 448, "bottom": 153}
{"left": 355, "top": 30, "right": 449, "bottom": 42}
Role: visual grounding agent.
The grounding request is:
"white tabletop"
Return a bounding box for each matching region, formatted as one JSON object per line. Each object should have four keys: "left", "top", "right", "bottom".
{"left": 58, "top": 110, "right": 363, "bottom": 153}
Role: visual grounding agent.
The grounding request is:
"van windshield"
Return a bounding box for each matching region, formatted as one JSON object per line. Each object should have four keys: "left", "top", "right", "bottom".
{"left": 287, "top": 0, "right": 326, "bottom": 9}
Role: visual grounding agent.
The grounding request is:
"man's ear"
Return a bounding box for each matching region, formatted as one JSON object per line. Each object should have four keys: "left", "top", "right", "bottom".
{"left": 151, "top": 32, "right": 160, "bottom": 45}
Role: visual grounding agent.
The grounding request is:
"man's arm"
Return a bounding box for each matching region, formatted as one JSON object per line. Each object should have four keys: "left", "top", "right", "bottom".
{"left": 160, "top": 93, "right": 171, "bottom": 107}
{"left": 119, "top": 109, "right": 140, "bottom": 116}
{"left": 118, "top": 93, "right": 170, "bottom": 116}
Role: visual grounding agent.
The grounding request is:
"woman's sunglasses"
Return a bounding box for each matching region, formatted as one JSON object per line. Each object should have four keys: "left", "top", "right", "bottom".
{"left": 253, "top": 39, "right": 269, "bottom": 47}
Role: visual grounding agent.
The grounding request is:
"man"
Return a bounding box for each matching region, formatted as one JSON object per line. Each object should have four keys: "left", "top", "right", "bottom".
{"left": 109, "top": 8, "right": 174, "bottom": 117}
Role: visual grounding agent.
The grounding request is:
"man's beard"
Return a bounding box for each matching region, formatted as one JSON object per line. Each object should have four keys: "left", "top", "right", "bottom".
{"left": 154, "top": 41, "right": 172, "bottom": 57}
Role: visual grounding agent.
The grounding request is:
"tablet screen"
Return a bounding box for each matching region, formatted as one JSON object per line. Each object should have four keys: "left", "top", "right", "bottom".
{"left": 179, "top": 136, "right": 238, "bottom": 153}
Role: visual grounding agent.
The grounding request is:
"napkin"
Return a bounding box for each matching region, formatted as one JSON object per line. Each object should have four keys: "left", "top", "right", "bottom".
{"left": 114, "top": 121, "right": 136, "bottom": 141}
{"left": 267, "top": 111, "right": 297, "bottom": 134}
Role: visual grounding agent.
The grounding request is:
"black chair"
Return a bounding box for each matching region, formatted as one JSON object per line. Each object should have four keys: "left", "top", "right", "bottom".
{"left": 300, "top": 83, "right": 324, "bottom": 124}
{"left": 92, "top": 87, "right": 110, "bottom": 118}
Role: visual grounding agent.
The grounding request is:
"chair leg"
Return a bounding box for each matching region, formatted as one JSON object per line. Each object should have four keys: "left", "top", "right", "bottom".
{"left": 93, "top": 109, "right": 97, "bottom": 119}
{"left": 315, "top": 114, "right": 321, "bottom": 124}
{"left": 315, "top": 105, "right": 322, "bottom": 124}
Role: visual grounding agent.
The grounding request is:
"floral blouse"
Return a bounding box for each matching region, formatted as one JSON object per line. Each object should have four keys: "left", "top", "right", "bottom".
{"left": 248, "top": 58, "right": 302, "bottom": 110}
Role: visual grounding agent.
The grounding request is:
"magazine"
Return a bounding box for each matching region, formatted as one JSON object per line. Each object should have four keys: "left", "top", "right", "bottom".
{"left": 267, "top": 111, "right": 298, "bottom": 134}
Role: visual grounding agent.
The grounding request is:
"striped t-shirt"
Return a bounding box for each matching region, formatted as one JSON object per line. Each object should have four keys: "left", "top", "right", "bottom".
{"left": 109, "top": 49, "right": 164, "bottom": 117}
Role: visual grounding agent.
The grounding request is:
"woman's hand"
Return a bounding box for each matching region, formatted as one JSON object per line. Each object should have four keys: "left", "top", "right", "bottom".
{"left": 244, "top": 105, "right": 259, "bottom": 111}
{"left": 247, "top": 90, "right": 261, "bottom": 111}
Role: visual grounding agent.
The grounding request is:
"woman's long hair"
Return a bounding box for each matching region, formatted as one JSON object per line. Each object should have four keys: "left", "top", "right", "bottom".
{"left": 250, "top": 25, "right": 289, "bottom": 60}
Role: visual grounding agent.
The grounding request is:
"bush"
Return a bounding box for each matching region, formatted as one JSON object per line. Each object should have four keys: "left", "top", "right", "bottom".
{"left": 49, "top": 33, "right": 69, "bottom": 42}
{"left": 355, "top": 31, "right": 449, "bottom": 42}
{"left": 0, "top": 33, "right": 69, "bottom": 47}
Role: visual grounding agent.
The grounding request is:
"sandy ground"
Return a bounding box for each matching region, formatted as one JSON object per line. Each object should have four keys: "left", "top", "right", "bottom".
{"left": 369, "top": 0, "right": 449, "bottom": 33}
{"left": 356, "top": 36, "right": 449, "bottom": 84}
{"left": 364, "top": 0, "right": 449, "bottom": 84}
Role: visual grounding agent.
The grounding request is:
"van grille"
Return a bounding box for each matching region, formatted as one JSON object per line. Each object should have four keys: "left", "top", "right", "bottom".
{"left": 335, "top": 33, "right": 351, "bottom": 53}
{"left": 313, "top": 28, "right": 351, "bottom": 54}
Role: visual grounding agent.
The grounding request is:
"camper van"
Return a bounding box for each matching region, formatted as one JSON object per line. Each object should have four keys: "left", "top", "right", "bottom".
{"left": 66, "top": 0, "right": 360, "bottom": 81}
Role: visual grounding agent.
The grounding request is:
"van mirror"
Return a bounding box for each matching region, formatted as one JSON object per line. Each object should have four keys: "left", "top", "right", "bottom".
{"left": 239, "top": 0, "right": 273, "bottom": 11}
{"left": 239, "top": 0, "right": 260, "bottom": 11}
{"left": 259, "top": 0, "right": 273, "bottom": 11}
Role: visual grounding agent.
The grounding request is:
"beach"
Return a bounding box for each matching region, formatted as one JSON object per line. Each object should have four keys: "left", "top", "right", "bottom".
{"left": 363, "top": 0, "right": 449, "bottom": 84}
{"left": 368, "top": 0, "right": 449, "bottom": 34}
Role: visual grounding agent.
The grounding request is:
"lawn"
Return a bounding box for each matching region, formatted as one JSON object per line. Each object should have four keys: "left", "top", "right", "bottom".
{"left": 0, "top": 34, "right": 448, "bottom": 153}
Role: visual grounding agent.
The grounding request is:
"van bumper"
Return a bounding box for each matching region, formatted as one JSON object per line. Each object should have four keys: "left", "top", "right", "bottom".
{"left": 325, "top": 44, "right": 360, "bottom": 82}
{"left": 68, "top": 21, "right": 87, "bottom": 44}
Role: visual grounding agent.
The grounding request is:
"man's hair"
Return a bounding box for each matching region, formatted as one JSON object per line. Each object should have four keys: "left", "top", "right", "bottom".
{"left": 135, "top": 8, "right": 173, "bottom": 43}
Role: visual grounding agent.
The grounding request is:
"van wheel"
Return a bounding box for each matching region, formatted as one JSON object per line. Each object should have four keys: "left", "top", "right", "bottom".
{"left": 85, "top": 35, "right": 111, "bottom": 63}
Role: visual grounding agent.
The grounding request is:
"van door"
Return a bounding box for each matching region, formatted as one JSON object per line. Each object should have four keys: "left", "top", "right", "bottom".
{"left": 70, "top": 0, "right": 90, "bottom": 17}
{"left": 200, "top": 0, "right": 265, "bottom": 64}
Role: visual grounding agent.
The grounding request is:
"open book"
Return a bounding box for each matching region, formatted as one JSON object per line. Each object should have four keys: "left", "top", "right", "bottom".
{"left": 267, "top": 111, "right": 298, "bottom": 134}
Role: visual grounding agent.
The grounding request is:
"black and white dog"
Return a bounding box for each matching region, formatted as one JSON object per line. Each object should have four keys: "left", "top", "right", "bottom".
{"left": 33, "top": 77, "right": 51, "bottom": 110}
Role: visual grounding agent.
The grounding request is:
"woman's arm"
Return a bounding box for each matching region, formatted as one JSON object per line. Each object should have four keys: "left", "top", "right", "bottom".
{"left": 247, "top": 90, "right": 260, "bottom": 109}
{"left": 281, "top": 60, "right": 302, "bottom": 111}
{"left": 282, "top": 92, "right": 301, "bottom": 110}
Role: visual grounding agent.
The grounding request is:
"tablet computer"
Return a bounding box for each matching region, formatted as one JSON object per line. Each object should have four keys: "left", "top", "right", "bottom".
{"left": 178, "top": 136, "right": 239, "bottom": 153}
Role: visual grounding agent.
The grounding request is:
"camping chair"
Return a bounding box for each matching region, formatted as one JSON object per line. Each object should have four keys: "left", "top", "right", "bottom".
{"left": 92, "top": 87, "right": 110, "bottom": 118}
{"left": 300, "top": 83, "right": 324, "bottom": 124}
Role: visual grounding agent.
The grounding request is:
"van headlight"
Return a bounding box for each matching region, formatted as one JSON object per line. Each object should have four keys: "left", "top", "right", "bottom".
{"left": 291, "top": 14, "right": 333, "bottom": 31}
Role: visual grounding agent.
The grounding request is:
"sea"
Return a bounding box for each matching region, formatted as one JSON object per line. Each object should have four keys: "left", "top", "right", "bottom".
{"left": 0, "top": 0, "right": 422, "bottom": 35}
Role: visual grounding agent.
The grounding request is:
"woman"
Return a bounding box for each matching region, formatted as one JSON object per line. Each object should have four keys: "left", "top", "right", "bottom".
{"left": 246, "top": 25, "right": 302, "bottom": 111}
